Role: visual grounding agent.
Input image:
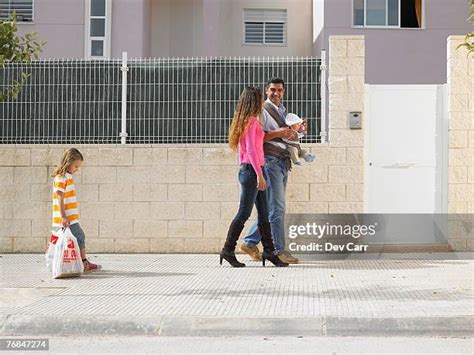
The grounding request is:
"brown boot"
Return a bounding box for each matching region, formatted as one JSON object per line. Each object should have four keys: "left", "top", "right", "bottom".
{"left": 278, "top": 251, "right": 299, "bottom": 264}
{"left": 240, "top": 243, "right": 262, "bottom": 261}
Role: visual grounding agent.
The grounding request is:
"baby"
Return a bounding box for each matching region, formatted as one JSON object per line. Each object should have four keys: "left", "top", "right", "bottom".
{"left": 284, "top": 113, "right": 316, "bottom": 166}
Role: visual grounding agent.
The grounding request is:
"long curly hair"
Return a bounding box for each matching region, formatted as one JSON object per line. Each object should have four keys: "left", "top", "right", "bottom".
{"left": 52, "top": 148, "right": 84, "bottom": 177}
{"left": 228, "top": 87, "right": 263, "bottom": 151}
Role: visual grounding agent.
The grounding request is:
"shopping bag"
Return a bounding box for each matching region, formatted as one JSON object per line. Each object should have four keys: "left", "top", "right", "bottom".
{"left": 52, "top": 227, "right": 84, "bottom": 278}
{"left": 45, "top": 230, "right": 60, "bottom": 271}
{"left": 45, "top": 230, "right": 62, "bottom": 271}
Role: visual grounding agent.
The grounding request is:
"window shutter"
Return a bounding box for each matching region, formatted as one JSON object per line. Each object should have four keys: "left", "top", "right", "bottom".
{"left": 0, "top": 0, "right": 33, "bottom": 22}
{"left": 265, "top": 23, "right": 284, "bottom": 43}
{"left": 245, "top": 22, "right": 264, "bottom": 44}
{"left": 244, "top": 9, "right": 287, "bottom": 45}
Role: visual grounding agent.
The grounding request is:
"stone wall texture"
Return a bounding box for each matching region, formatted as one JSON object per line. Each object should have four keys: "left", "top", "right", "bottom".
{"left": 446, "top": 36, "right": 474, "bottom": 251}
{"left": 0, "top": 142, "right": 365, "bottom": 253}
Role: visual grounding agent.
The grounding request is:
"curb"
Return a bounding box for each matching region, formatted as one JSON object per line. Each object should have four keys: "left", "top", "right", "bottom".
{"left": 1, "top": 315, "right": 473, "bottom": 337}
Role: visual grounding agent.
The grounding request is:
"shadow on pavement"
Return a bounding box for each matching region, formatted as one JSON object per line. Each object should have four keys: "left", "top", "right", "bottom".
{"left": 77, "top": 270, "right": 196, "bottom": 279}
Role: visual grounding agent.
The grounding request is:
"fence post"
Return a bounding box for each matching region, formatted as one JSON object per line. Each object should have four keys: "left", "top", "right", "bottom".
{"left": 320, "top": 49, "right": 327, "bottom": 144}
{"left": 120, "top": 51, "right": 129, "bottom": 144}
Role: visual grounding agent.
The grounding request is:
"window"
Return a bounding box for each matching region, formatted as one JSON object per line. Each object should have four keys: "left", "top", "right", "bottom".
{"left": 353, "top": 0, "right": 423, "bottom": 28}
{"left": 0, "top": 0, "right": 33, "bottom": 22}
{"left": 85, "top": 0, "right": 111, "bottom": 58}
{"left": 244, "top": 9, "right": 287, "bottom": 45}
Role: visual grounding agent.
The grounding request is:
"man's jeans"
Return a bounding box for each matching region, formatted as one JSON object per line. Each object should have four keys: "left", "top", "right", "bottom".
{"left": 243, "top": 155, "right": 288, "bottom": 253}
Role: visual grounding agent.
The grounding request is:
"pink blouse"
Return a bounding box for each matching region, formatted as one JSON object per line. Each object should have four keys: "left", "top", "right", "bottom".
{"left": 239, "top": 116, "right": 265, "bottom": 176}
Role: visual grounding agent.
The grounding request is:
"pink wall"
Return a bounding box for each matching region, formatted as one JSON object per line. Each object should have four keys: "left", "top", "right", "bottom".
{"left": 17, "top": 0, "right": 85, "bottom": 58}
{"left": 315, "top": 0, "right": 473, "bottom": 84}
{"left": 16, "top": 0, "right": 150, "bottom": 59}
{"left": 111, "top": 0, "right": 150, "bottom": 58}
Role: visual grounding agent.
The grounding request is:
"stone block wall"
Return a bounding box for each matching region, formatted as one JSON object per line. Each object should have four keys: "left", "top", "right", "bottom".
{"left": 327, "top": 35, "right": 366, "bottom": 215}
{"left": 0, "top": 142, "right": 366, "bottom": 253}
{"left": 447, "top": 36, "right": 474, "bottom": 251}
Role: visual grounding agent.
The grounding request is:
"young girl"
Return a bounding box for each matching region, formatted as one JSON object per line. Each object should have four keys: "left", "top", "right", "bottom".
{"left": 52, "top": 148, "right": 101, "bottom": 272}
{"left": 220, "top": 87, "right": 288, "bottom": 268}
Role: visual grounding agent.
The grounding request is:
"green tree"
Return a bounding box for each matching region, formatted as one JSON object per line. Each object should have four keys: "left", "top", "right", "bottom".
{"left": 0, "top": 11, "right": 46, "bottom": 101}
{"left": 458, "top": 0, "right": 474, "bottom": 54}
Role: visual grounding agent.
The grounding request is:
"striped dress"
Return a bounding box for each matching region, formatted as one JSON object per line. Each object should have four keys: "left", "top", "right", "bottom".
{"left": 52, "top": 173, "right": 79, "bottom": 227}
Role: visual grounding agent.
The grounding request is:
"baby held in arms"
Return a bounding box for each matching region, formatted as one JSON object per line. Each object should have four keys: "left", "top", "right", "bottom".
{"left": 284, "top": 113, "right": 315, "bottom": 166}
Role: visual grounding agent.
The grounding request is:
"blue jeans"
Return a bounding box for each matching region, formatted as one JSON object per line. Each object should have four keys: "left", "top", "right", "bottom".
{"left": 231, "top": 163, "right": 269, "bottom": 226}
{"left": 243, "top": 155, "right": 288, "bottom": 253}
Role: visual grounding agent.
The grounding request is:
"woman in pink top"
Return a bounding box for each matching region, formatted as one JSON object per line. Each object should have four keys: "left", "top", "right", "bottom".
{"left": 220, "top": 87, "right": 288, "bottom": 268}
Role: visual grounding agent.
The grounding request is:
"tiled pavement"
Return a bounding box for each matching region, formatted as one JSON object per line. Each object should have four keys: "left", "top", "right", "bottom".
{"left": 1, "top": 254, "right": 473, "bottom": 337}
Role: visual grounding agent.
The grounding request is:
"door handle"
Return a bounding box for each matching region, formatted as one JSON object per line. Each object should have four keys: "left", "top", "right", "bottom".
{"left": 380, "top": 163, "right": 415, "bottom": 169}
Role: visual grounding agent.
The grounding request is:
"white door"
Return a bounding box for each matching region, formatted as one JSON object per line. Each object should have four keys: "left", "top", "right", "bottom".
{"left": 366, "top": 85, "right": 448, "bottom": 243}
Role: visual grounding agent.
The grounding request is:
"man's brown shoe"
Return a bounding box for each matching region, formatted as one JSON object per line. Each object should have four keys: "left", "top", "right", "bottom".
{"left": 278, "top": 251, "right": 299, "bottom": 264}
{"left": 240, "top": 243, "right": 262, "bottom": 261}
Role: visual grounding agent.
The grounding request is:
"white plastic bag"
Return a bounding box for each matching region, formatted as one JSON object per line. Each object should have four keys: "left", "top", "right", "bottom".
{"left": 52, "top": 227, "right": 84, "bottom": 278}
{"left": 45, "top": 230, "right": 60, "bottom": 271}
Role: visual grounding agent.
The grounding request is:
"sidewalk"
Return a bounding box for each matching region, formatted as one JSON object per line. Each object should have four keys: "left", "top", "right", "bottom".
{"left": 1, "top": 254, "right": 473, "bottom": 338}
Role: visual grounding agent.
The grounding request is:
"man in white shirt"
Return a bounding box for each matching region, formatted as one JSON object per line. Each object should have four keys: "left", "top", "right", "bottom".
{"left": 241, "top": 77, "right": 301, "bottom": 264}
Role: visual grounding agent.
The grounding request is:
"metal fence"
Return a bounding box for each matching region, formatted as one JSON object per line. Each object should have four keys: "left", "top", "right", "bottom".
{"left": 0, "top": 54, "right": 326, "bottom": 144}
